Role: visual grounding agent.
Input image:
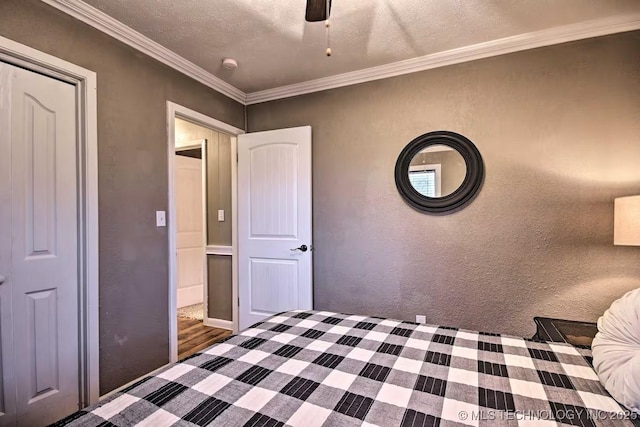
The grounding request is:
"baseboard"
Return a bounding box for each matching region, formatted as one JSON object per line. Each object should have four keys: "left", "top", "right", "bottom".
{"left": 177, "top": 284, "right": 203, "bottom": 308}
{"left": 203, "top": 317, "right": 234, "bottom": 331}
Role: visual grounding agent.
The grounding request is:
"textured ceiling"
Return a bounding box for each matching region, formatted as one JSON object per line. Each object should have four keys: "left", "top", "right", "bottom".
{"left": 83, "top": 0, "right": 640, "bottom": 93}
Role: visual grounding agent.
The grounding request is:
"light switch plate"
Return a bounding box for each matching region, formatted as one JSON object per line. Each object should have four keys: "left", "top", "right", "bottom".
{"left": 218, "top": 210, "right": 225, "bottom": 222}
{"left": 156, "top": 211, "right": 166, "bottom": 227}
{"left": 416, "top": 315, "right": 427, "bottom": 324}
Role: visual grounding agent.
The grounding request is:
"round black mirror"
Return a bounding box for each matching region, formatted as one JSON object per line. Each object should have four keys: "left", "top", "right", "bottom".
{"left": 394, "top": 131, "right": 484, "bottom": 213}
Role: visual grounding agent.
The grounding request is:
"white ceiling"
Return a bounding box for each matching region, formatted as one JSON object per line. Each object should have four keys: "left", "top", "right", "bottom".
{"left": 83, "top": 0, "right": 640, "bottom": 93}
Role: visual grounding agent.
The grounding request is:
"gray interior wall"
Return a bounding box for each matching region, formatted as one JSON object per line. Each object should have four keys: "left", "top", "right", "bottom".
{"left": 248, "top": 31, "right": 640, "bottom": 337}
{"left": 206, "top": 132, "right": 233, "bottom": 321}
{"left": 207, "top": 133, "right": 233, "bottom": 247}
{"left": 0, "top": 0, "right": 244, "bottom": 394}
{"left": 207, "top": 256, "right": 233, "bottom": 321}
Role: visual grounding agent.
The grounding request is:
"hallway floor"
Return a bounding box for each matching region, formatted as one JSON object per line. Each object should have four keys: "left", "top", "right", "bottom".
{"left": 178, "top": 317, "right": 232, "bottom": 360}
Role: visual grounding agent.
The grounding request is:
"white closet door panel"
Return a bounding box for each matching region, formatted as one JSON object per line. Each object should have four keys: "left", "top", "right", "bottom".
{"left": 9, "top": 63, "right": 80, "bottom": 426}
{"left": 25, "top": 289, "right": 59, "bottom": 402}
{"left": 249, "top": 259, "right": 298, "bottom": 314}
{"left": 249, "top": 144, "right": 298, "bottom": 239}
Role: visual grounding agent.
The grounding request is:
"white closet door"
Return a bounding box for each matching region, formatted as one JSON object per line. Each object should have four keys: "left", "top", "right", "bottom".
{"left": 0, "top": 62, "right": 80, "bottom": 426}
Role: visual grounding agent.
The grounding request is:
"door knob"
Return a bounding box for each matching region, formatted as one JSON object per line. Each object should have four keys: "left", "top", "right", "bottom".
{"left": 290, "top": 245, "right": 308, "bottom": 252}
{"left": 0, "top": 275, "right": 5, "bottom": 285}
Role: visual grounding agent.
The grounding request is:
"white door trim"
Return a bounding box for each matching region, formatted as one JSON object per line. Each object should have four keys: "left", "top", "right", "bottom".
{"left": 206, "top": 245, "right": 233, "bottom": 256}
{"left": 175, "top": 141, "right": 206, "bottom": 151}
{"left": 167, "top": 101, "right": 244, "bottom": 363}
{"left": 0, "top": 36, "right": 100, "bottom": 406}
{"left": 202, "top": 318, "right": 235, "bottom": 330}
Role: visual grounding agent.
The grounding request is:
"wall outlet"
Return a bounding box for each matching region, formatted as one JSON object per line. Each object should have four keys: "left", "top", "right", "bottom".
{"left": 218, "top": 209, "right": 225, "bottom": 222}
{"left": 415, "top": 315, "right": 426, "bottom": 324}
{"left": 156, "top": 211, "right": 166, "bottom": 227}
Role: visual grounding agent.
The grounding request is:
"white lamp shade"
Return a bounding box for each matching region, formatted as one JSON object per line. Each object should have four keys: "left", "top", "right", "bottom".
{"left": 614, "top": 196, "right": 640, "bottom": 246}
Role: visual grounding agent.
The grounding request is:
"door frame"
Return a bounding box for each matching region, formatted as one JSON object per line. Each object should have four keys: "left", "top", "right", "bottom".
{"left": 167, "top": 101, "right": 243, "bottom": 363}
{"left": 0, "top": 36, "right": 100, "bottom": 405}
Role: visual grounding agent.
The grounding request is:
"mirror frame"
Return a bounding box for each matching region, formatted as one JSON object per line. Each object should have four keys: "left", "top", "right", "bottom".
{"left": 394, "top": 131, "right": 484, "bottom": 213}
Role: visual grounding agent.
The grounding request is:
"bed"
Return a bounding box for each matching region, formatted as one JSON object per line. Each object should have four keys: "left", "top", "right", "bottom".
{"left": 55, "top": 310, "right": 639, "bottom": 426}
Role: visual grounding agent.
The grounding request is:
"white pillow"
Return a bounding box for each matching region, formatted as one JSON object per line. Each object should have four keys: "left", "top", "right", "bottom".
{"left": 592, "top": 288, "right": 640, "bottom": 414}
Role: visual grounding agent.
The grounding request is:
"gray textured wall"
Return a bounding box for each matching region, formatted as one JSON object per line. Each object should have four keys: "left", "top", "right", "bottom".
{"left": 0, "top": 0, "right": 244, "bottom": 394}
{"left": 208, "top": 255, "right": 233, "bottom": 321}
{"left": 248, "top": 31, "right": 640, "bottom": 337}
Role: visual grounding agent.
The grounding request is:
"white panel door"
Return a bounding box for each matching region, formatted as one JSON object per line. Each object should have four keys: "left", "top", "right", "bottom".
{"left": 238, "top": 126, "right": 312, "bottom": 330}
{"left": 175, "top": 151, "right": 205, "bottom": 308}
{"left": 0, "top": 62, "right": 80, "bottom": 426}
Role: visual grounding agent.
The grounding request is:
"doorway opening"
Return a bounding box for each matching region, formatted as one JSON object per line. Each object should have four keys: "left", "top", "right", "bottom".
{"left": 167, "top": 102, "right": 243, "bottom": 363}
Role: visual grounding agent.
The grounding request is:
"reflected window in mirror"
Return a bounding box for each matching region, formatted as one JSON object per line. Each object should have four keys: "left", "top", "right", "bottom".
{"left": 408, "top": 164, "right": 440, "bottom": 197}
{"left": 408, "top": 144, "right": 467, "bottom": 198}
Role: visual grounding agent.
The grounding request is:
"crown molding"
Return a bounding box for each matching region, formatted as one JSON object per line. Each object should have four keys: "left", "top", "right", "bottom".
{"left": 245, "top": 13, "right": 640, "bottom": 105}
{"left": 38, "top": 1, "right": 640, "bottom": 107}
{"left": 40, "top": 0, "right": 248, "bottom": 104}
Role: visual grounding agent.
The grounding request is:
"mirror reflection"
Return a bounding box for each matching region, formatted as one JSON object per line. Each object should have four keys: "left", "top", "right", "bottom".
{"left": 408, "top": 144, "right": 466, "bottom": 198}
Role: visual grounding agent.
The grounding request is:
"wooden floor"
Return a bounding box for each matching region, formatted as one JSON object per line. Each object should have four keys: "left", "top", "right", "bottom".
{"left": 178, "top": 317, "right": 232, "bottom": 360}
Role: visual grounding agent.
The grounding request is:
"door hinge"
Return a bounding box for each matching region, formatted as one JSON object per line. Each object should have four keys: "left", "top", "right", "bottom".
{"left": 238, "top": 297, "right": 240, "bottom": 307}
{"left": 236, "top": 152, "right": 239, "bottom": 163}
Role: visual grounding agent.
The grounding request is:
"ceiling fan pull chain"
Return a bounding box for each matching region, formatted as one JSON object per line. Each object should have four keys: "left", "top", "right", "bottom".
{"left": 325, "top": 0, "right": 331, "bottom": 56}
{"left": 326, "top": 20, "right": 331, "bottom": 56}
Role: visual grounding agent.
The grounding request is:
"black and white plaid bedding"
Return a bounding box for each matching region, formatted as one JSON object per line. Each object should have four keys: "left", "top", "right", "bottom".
{"left": 56, "top": 310, "right": 639, "bottom": 427}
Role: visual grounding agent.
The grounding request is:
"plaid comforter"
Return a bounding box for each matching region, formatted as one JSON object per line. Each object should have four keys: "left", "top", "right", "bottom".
{"left": 56, "top": 310, "right": 639, "bottom": 427}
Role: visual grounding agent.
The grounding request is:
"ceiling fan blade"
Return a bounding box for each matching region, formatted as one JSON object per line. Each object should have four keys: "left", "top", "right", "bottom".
{"left": 305, "top": 0, "right": 331, "bottom": 22}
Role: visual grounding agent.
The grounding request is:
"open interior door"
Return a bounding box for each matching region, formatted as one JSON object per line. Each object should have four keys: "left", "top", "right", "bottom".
{"left": 237, "top": 126, "right": 312, "bottom": 330}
